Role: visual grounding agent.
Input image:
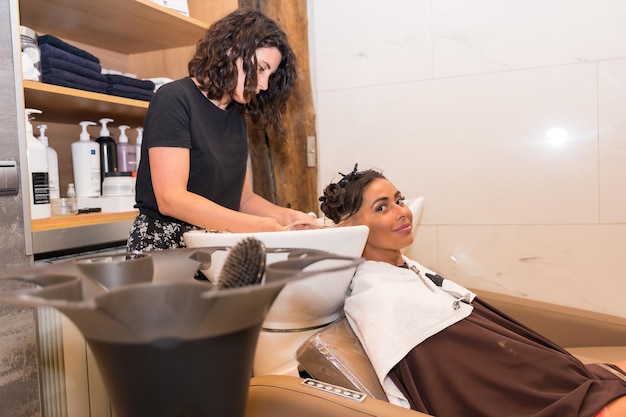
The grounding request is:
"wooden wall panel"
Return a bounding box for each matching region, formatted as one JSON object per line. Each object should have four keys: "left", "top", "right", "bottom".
{"left": 239, "top": 0, "right": 318, "bottom": 213}
{"left": 128, "top": 45, "right": 194, "bottom": 79}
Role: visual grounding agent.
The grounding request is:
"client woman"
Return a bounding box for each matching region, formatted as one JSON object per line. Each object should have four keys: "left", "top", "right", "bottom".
{"left": 319, "top": 164, "right": 626, "bottom": 417}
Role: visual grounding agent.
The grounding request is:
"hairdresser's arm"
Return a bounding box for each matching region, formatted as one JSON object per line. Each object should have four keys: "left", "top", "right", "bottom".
{"left": 239, "top": 166, "right": 316, "bottom": 227}
{"left": 150, "top": 147, "right": 284, "bottom": 232}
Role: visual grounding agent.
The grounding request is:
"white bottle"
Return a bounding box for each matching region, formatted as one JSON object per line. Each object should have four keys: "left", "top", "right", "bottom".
{"left": 135, "top": 127, "right": 143, "bottom": 169}
{"left": 36, "top": 124, "right": 60, "bottom": 200}
{"left": 71, "top": 121, "right": 101, "bottom": 197}
{"left": 116, "top": 125, "right": 136, "bottom": 172}
{"left": 24, "top": 108, "right": 51, "bottom": 219}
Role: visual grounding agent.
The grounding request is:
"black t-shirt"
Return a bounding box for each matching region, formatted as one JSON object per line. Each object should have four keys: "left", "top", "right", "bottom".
{"left": 134, "top": 77, "right": 249, "bottom": 223}
{"left": 135, "top": 77, "right": 248, "bottom": 221}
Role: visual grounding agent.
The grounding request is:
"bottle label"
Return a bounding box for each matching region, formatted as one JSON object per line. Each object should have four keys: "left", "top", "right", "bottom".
{"left": 32, "top": 172, "right": 50, "bottom": 204}
{"left": 91, "top": 158, "right": 101, "bottom": 194}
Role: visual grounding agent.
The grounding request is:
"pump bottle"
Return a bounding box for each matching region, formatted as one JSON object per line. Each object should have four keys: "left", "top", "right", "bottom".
{"left": 71, "top": 121, "right": 101, "bottom": 197}
{"left": 36, "top": 124, "right": 60, "bottom": 199}
{"left": 24, "top": 108, "right": 51, "bottom": 219}
{"left": 96, "top": 118, "right": 118, "bottom": 187}
{"left": 116, "top": 125, "right": 137, "bottom": 173}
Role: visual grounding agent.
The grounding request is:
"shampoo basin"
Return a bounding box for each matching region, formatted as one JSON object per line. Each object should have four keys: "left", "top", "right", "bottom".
{"left": 183, "top": 225, "right": 370, "bottom": 375}
{"left": 184, "top": 226, "right": 369, "bottom": 330}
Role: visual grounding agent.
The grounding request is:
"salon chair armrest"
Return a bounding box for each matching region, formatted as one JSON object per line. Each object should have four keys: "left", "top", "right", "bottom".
{"left": 477, "top": 289, "right": 626, "bottom": 347}
{"left": 246, "top": 375, "right": 429, "bottom": 417}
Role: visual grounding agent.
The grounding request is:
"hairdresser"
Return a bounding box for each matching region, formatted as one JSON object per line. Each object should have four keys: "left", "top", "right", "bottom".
{"left": 128, "top": 8, "right": 315, "bottom": 253}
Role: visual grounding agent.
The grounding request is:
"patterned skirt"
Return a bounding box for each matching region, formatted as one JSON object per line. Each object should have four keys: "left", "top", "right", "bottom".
{"left": 127, "top": 213, "right": 200, "bottom": 253}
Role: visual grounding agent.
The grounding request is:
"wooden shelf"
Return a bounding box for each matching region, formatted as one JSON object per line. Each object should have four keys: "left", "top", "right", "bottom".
{"left": 32, "top": 211, "right": 138, "bottom": 232}
{"left": 20, "top": 0, "right": 208, "bottom": 54}
{"left": 31, "top": 211, "right": 137, "bottom": 255}
{"left": 23, "top": 80, "right": 149, "bottom": 125}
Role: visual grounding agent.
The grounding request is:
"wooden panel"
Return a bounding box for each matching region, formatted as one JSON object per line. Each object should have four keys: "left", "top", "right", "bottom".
{"left": 127, "top": 0, "right": 239, "bottom": 79}
{"left": 19, "top": 0, "right": 209, "bottom": 53}
{"left": 128, "top": 46, "right": 195, "bottom": 79}
{"left": 188, "top": 0, "right": 238, "bottom": 23}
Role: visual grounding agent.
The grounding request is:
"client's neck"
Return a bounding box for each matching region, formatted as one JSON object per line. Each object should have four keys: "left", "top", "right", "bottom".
{"left": 362, "top": 247, "right": 404, "bottom": 267}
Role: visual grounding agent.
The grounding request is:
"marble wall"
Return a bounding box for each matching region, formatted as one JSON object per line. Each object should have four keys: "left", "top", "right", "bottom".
{"left": 309, "top": 0, "right": 626, "bottom": 317}
{"left": 0, "top": 0, "right": 42, "bottom": 415}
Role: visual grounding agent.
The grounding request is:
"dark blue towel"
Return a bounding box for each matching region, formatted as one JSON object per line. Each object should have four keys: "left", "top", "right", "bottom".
{"left": 41, "top": 56, "right": 106, "bottom": 83}
{"left": 105, "top": 74, "right": 155, "bottom": 91}
{"left": 106, "top": 84, "right": 154, "bottom": 101}
{"left": 42, "top": 68, "right": 108, "bottom": 94}
{"left": 40, "top": 43, "right": 102, "bottom": 74}
{"left": 38, "top": 34, "right": 100, "bottom": 64}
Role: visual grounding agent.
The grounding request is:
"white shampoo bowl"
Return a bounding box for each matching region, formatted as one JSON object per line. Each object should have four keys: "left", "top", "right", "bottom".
{"left": 183, "top": 226, "right": 369, "bottom": 375}
{"left": 183, "top": 226, "right": 369, "bottom": 330}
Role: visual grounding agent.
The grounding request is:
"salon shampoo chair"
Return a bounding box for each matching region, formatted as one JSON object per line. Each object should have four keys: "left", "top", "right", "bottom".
{"left": 245, "top": 289, "right": 626, "bottom": 417}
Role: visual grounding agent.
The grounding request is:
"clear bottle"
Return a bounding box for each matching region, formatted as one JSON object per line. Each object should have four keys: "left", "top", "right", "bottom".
{"left": 66, "top": 183, "right": 77, "bottom": 214}
{"left": 67, "top": 183, "right": 76, "bottom": 198}
{"left": 20, "top": 26, "right": 40, "bottom": 81}
{"left": 37, "top": 124, "right": 60, "bottom": 199}
{"left": 116, "top": 125, "right": 137, "bottom": 173}
{"left": 71, "top": 121, "right": 101, "bottom": 197}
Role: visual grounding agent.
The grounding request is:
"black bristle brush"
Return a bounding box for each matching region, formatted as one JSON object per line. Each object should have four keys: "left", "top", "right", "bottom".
{"left": 217, "top": 237, "right": 267, "bottom": 289}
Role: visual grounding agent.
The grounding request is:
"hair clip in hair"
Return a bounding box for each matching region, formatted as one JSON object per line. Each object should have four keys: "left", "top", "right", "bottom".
{"left": 319, "top": 163, "right": 359, "bottom": 206}
{"left": 338, "top": 163, "right": 359, "bottom": 187}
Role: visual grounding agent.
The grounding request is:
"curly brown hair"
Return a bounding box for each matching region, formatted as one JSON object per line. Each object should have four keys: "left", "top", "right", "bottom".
{"left": 187, "top": 8, "right": 297, "bottom": 135}
{"left": 319, "top": 164, "right": 386, "bottom": 224}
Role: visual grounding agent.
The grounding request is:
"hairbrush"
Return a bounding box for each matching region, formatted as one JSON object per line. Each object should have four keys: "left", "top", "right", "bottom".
{"left": 217, "top": 237, "right": 267, "bottom": 289}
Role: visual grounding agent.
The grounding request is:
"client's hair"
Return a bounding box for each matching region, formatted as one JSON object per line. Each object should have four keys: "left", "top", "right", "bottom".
{"left": 319, "top": 164, "right": 385, "bottom": 224}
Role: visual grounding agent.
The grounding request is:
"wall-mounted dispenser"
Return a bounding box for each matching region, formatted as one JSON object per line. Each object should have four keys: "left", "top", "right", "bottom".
{"left": 0, "top": 161, "right": 18, "bottom": 196}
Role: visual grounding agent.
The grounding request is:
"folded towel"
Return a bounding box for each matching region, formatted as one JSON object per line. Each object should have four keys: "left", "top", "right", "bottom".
{"left": 21, "top": 52, "right": 41, "bottom": 81}
{"left": 41, "top": 56, "right": 107, "bottom": 83}
{"left": 105, "top": 74, "right": 155, "bottom": 91}
{"left": 42, "top": 68, "right": 108, "bottom": 94}
{"left": 39, "top": 43, "right": 102, "bottom": 74}
{"left": 38, "top": 34, "right": 100, "bottom": 64}
{"left": 106, "top": 85, "right": 154, "bottom": 101}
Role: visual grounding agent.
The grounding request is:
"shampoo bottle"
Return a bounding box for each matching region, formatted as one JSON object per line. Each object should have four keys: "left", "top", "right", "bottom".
{"left": 71, "top": 121, "right": 101, "bottom": 197}
{"left": 116, "top": 125, "right": 137, "bottom": 173}
{"left": 96, "top": 117, "right": 117, "bottom": 186}
{"left": 24, "top": 108, "right": 51, "bottom": 219}
{"left": 135, "top": 127, "right": 143, "bottom": 170}
{"left": 37, "top": 124, "right": 60, "bottom": 199}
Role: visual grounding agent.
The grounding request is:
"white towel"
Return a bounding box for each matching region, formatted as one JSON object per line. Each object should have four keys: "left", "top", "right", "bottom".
{"left": 344, "top": 257, "right": 475, "bottom": 408}
{"left": 147, "top": 77, "right": 174, "bottom": 92}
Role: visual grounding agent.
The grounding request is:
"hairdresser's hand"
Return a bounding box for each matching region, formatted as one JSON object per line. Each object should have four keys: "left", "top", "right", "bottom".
{"left": 278, "top": 209, "right": 319, "bottom": 230}
{"left": 285, "top": 221, "right": 325, "bottom": 231}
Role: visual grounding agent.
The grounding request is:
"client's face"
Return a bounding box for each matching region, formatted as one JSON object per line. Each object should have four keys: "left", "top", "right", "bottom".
{"left": 349, "top": 178, "right": 414, "bottom": 265}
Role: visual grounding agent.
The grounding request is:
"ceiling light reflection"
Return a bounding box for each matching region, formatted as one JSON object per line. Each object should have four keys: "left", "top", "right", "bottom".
{"left": 545, "top": 127, "right": 569, "bottom": 147}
